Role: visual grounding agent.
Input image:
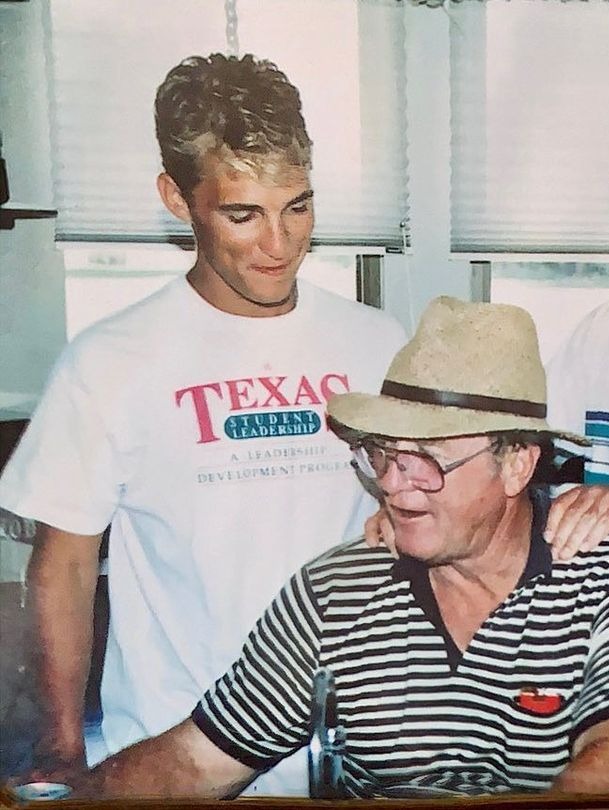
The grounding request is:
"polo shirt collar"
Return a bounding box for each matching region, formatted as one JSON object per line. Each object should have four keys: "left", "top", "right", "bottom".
{"left": 391, "top": 487, "right": 553, "bottom": 585}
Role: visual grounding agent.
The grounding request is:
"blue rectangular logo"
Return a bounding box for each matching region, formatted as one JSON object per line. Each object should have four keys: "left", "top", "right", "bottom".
{"left": 584, "top": 410, "right": 609, "bottom": 485}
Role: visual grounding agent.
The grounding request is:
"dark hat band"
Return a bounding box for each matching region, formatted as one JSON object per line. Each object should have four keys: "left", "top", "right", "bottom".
{"left": 380, "top": 381, "right": 547, "bottom": 419}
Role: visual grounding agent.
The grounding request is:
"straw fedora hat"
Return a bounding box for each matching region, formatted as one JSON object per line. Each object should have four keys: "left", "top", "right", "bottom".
{"left": 327, "top": 296, "right": 589, "bottom": 445}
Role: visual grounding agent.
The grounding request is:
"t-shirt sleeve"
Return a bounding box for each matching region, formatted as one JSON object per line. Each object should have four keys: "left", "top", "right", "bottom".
{"left": 546, "top": 302, "right": 609, "bottom": 435}
{"left": 546, "top": 330, "right": 584, "bottom": 434}
{"left": 191, "top": 568, "right": 322, "bottom": 771}
{"left": 570, "top": 593, "right": 609, "bottom": 746}
{"left": 0, "top": 345, "right": 121, "bottom": 535}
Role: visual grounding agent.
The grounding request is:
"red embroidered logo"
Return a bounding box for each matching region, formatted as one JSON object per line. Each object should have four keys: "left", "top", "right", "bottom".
{"left": 516, "top": 686, "right": 563, "bottom": 715}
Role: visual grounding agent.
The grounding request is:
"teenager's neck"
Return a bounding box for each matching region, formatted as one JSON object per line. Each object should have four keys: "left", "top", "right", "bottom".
{"left": 186, "top": 266, "right": 298, "bottom": 318}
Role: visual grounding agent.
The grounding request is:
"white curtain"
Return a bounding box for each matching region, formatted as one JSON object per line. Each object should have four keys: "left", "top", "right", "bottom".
{"left": 450, "top": 0, "right": 609, "bottom": 255}
{"left": 46, "top": 0, "right": 409, "bottom": 248}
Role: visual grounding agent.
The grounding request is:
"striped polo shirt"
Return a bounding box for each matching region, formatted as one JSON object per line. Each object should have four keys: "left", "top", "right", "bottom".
{"left": 193, "top": 491, "right": 609, "bottom": 797}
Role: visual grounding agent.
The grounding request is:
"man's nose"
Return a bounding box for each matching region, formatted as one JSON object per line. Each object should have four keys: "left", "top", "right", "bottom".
{"left": 259, "top": 216, "right": 289, "bottom": 259}
{"left": 379, "top": 460, "right": 420, "bottom": 496}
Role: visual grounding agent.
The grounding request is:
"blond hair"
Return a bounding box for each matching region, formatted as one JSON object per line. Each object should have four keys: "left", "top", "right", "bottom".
{"left": 154, "top": 53, "right": 312, "bottom": 196}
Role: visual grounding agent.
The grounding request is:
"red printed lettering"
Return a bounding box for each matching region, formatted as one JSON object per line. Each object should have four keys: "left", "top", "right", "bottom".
{"left": 225, "top": 379, "right": 258, "bottom": 411}
{"left": 293, "top": 375, "right": 323, "bottom": 406}
{"left": 320, "top": 373, "right": 350, "bottom": 401}
{"left": 175, "top": 383, "right": 224, "bottom": 444}
{"left": 175, "top": 372, "right": 351, "bottom": 443}
{"left": 259, "top": 376, "right": 290, "bottom": 407}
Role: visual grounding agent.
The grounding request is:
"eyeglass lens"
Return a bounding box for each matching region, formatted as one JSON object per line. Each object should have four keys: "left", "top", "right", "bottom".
{"left": 356, "top": 445, "right": 445, "bottom": 492}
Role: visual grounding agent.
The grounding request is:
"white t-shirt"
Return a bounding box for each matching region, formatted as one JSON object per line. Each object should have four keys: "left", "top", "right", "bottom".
{"left": 0, "top": 276, "right": 405, "bottom": 793}
{"left": 546, "top": 302, "right": 609, "bottom": 484}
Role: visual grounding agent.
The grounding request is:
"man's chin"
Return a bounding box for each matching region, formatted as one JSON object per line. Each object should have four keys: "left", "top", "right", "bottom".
{"left": 393, "top": 523, "right": 441, "bottom": 562}
{"left": 250, "top": 292, "right": 295, "bottom": 309}
{"left": 240, "top": 279, "right": 298, "bottom": 309}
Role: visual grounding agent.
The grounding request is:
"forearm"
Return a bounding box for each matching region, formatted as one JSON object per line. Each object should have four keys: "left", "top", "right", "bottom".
{"left": 77, "top": 720, "right": 253, "bottom": 799}
{"left": 27, "top": 525, "right": 102, "bottom": 762}
{"left": 552, "top": 737, "right": 609, "bottom": 794}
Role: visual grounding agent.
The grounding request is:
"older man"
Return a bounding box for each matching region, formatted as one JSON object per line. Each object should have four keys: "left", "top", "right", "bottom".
{"left": 61, "top": 297, "right": 608, "bottom": 799}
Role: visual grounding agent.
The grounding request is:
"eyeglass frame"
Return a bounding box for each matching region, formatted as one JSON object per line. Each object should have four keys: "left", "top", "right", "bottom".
{"left": 351, "top": 437, "right": 502, "bottom": 493}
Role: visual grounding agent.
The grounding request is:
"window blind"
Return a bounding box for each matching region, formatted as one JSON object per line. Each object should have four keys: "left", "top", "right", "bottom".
{"left": 46, "top": 0, "right": 409, "bottom": 249}
{"left": 450, "top": 0, "right": 609, "bottom": 255}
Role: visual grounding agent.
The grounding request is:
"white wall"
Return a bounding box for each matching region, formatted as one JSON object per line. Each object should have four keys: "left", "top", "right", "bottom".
{"left": 383, "top": 6, "right": 472, "bottom": 340}
{"left": 0, "top": 0, "right": 66, "bottom": 579}
{"left": 0, "top": 0, "right": 67, "bottom": 420}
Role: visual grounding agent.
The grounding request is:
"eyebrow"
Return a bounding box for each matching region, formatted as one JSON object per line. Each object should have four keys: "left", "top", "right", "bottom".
{"left": 219, "top": 189, "right": 314, "bottom": 213}
{"left": 387, "top": 441, "right": 444, "bottom": 456}
{"left": 417, "top": 442, "right": 450, "bottom": 456}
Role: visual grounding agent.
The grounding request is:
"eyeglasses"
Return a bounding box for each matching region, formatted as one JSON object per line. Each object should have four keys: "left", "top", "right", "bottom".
{"left": 351, "top": 439, "right": 499, "bottom": 493}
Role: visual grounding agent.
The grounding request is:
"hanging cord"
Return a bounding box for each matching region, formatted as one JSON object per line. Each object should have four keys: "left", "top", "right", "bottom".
{"left": 225, "top": 0, "right": 240, "bottom": 57}
{"left": 400, "top": 219, "right": 417, "bottom": 338}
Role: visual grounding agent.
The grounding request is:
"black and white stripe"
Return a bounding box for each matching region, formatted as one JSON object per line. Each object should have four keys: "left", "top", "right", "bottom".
{"left": 194, "top": 492, "right": 609, "bottom": 797}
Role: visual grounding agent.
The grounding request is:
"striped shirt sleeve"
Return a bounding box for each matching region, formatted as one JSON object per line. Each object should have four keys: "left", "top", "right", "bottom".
{"left": 570, "top": 591, "right": 609, "bottom": 745}
{"left": 192, "top": 567, "right": 323, "bottom": 770}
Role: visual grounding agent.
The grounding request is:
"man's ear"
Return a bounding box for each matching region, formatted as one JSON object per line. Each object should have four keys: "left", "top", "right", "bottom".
{"left": 157, "top": 173, "right": 192, "bottom": 223}
{"left": 500, "top": 445, "right": 541, "bottom": 497}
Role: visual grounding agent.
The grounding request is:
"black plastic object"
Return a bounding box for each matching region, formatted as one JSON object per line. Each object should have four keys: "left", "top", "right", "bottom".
{"left": 308, "top": 668, "right": 347, "bottom": 799}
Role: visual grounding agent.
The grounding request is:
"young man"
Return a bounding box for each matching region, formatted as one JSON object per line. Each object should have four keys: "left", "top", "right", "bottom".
{"left": 66, "top": 298, "right": 609, "bottom": 799}
{"left": 0, "top": 54, "right": 406, "bottom": 794}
